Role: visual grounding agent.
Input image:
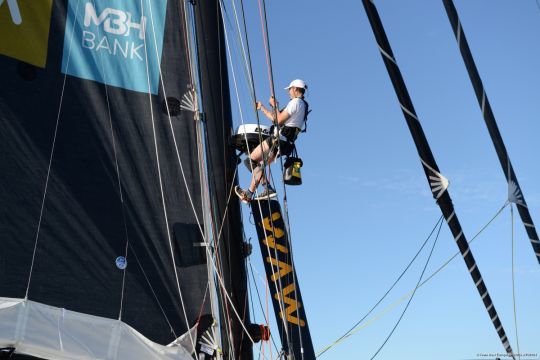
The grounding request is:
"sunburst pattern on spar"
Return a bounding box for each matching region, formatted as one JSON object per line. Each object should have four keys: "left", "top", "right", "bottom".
{"left": 508, "top": 180, "right": 525, "bottom": 207}
{"left": 180, "top": 90, "right": 197, "bottom": 112}
{"left": 443, "top": 0, "right": 540, "bottom": 266}
{"left": 421, "top": 159, "right": 449, "bottom": 200}
{"left": 362, "top": 0, "right": 516, "bottom": 357}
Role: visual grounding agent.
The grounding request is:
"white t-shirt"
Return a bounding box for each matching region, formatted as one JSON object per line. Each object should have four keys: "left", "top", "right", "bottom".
{"left": 284, "top": 98, "right": 306, "bottom": 129}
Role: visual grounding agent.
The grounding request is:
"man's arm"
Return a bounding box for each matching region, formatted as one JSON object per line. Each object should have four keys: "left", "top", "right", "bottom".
{"left": 256, "top": 99, "right": 290, "bottom": 124}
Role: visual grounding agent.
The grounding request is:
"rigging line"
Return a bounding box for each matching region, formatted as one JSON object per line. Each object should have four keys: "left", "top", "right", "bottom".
{"left": 202, "top": 238, "right": 272, "bottom": 360}
{"left": 256, "top": 0, "right": 277, "bottom": 99}
{"left": 184, "top": 1, "right": 201, "bottom": 91}
{"left": 418, "top": 202, "right": 508, "bottom": 289}
{"left": 25, "top": 0, "right": 82, "bottom": 299}
{"left": 252, "top": 199, "right": 295, "bottom": 351}
{"left": 317, "top": 215, "right": 444, "bottom": 358}
{"left": 511, "top": 205, "right": 521, "bottom": 360}
{"left": 179, "top": 0, "right": 195, "bottom": 84}
{"left": 248, "top": 256, "right": 281, "bottom": 353}
{"left": 87, "top": 0, "right": 132, "bottom": 322}
{"left": 230, "top": 0, "right": 258, "bottom": 104}
{"left": 220, "top": 2, "right": 297, "bottom": 355}
{"left": 536, "top": 0, "right": 540, "bottom": 13}
{"left": 129, "top": 246, "right": 177, "bottom": 337}
{"left": 252, "top": 0, "right": 304, "bottom": 351}
{"left": 317, "top": 202, "right": 509, "bottom": 355}
{"left": 141, "top": 1, "right": 198, "bottom": 355}
{"left": 148, "top": 7, "right": 205, "bottom": 238}
{"left": 238, "top": 0, "right": 267, "bottom": 152}
{"left": 150, "top": 1, "right": 242, "bottom": 356}
{"left": 87, "top": 0, "right": 177, "bottom": 331}
{"left": 96, "top": 26, "right": 131, "bottom": 323}
{"left": 215, "top": 5, "right": 280, "bottom": 353}
{"left": 218, "top": 0, "right": 292, "bottom": 341}
{"left": 254, "top": 0, "right": 306, "bottom": 350}
{"left": 193, "top": 5, "right": 236, "bottom": 355}
{"left": 370, "top": 214, "right": 444, "bottom": 360}
{"left": 222, "top": 0, "right": 276, "bottom": 202}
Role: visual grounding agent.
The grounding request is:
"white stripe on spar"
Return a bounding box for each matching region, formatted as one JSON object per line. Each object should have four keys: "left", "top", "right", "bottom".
{"left": 475, "top": 277, "right": 483, "bottom": 287}
{"left": 468, "top": 263, "right": 477, "bottom": 273}
{"left": 445, "top": 211, "right": 455, "bottom": 224}
{"left": 378, "top": 45, "right": 396, "bottom": 66}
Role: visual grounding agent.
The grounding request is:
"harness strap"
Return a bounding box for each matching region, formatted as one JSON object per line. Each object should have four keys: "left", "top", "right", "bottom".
{"left": 299, "top": 97, "right": 310, "bottom": 133}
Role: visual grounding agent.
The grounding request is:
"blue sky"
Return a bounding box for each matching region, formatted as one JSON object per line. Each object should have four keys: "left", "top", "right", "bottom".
{"left": 221, "top": 1, "right": 540, "bottom": 359}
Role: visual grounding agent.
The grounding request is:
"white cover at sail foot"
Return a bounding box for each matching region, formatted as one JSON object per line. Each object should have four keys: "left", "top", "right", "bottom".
{"left": 0, "top": 298, "right": 194, "bottom": 360}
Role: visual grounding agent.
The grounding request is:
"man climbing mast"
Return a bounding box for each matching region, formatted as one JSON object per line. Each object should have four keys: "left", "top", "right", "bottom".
{"left": 235, "top": 79, "right": 309, "bottom": 203}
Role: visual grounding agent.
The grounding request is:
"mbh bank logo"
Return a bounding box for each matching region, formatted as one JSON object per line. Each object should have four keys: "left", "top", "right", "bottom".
{"left": 62, "top": 0, "right": 167, "bottom": 94}
{"left": 0, "top": 0, "right": 53, "bottom": 67}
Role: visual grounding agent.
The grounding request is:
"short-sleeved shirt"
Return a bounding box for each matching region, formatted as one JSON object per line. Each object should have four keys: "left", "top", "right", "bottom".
{"left": 284, "top": 98, "right": 306, "bottom": 129}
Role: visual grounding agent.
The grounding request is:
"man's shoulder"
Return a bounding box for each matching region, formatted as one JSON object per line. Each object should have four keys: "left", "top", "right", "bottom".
{"left": 286, "top": 98, "right": 304, "bottom": 109}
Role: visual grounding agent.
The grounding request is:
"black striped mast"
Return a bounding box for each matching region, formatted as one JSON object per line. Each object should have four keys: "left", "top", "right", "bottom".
{"left": 361, "top": 0, "right": 515, "bottom": 356}
{"left": 442, "top": 0, "right": 540, "bottom": 265}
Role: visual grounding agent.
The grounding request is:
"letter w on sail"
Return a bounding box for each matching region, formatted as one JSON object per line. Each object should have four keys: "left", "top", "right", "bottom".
{"left": 0, "top": 0, "right": 22, "bottom": 25}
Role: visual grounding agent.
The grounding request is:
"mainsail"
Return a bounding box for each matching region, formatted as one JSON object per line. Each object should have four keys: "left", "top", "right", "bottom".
{"left": 0, "top": 0, "right": 250, "bottom": 358}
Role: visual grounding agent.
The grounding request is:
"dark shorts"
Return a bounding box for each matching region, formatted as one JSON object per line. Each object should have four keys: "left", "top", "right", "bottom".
{"left": 265, "top": 137, "right": 294, "bottom": 158}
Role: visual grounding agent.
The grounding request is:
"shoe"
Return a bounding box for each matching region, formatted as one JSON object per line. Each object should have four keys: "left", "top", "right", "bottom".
{"left": 235, "top": 186, "right": 252, "bottom": 204}
{"left": 254, "top": 187, "right": 277, "bottom": 200}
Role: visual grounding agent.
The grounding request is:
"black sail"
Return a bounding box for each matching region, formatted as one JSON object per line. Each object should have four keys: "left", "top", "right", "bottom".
{"left": 362, "top": 0, "right": 515, "bottom": 356}
{"left": 442, "top": 0, "right": 540, "bottom": 264}
{"left": 0, "top": 0, "right": 247, "bottom": 358}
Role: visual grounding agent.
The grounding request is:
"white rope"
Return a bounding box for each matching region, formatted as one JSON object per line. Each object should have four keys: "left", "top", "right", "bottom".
{"left": 229, "top": 0, "right": 257, "bottom": 102}
{"left": 511, "top": 205, "right": 521, "bottom": 359}
{"left": 141, "top": 0, "right": 197, "bottom": 355}
{"left": 86, "top": 0, "right": 132, "bottom": 322}
{"left": 219, "top": 0, "right": 292, "bottom": 345}
{"left": 25, "top": 0, "right": 83, "bottom": 299}
{"left": 147, "top": 0, "right": 204, "bottom": 236}
{"left": 170, "top": 2, "right": 273, "bottom": 356}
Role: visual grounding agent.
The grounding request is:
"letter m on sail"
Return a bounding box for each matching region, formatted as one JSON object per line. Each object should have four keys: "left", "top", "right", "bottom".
{"left": 84, "top": 3, "right": 108, "bottom": 27}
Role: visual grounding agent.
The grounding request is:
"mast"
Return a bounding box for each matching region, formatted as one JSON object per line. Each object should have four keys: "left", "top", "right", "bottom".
{"left": 442, "top": 0, "right": 540, "bottom": 264}
{"left": 193, "top": 0, "right": 253, "bottom": 358}
{"left": 361, "top": 0, "right": 515, "bottom": 357}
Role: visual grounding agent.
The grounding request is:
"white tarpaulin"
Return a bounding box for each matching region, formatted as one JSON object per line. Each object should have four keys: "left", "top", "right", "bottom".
{"left": 0, "top": 298, "right": 195, "bottom": 360}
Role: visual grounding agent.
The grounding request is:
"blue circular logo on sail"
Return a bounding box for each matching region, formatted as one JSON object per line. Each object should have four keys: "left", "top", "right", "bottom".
{"left": 115, "top": 256, "right": 127, "bottom": 270}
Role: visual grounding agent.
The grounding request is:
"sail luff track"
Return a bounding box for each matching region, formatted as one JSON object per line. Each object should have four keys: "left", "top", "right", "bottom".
{"left": 361, "top": 0, "right": 515, "bottom": 357}
{"left": 442, "top": 0, "right": 540, "bottom": 265}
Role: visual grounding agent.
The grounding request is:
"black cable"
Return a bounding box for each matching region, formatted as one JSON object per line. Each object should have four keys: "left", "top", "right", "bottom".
{"left": 369, "top": 215, "right": 444, "bottom": 359}
{"left": 317, "top": 215, "right": 444, "bottom": 358}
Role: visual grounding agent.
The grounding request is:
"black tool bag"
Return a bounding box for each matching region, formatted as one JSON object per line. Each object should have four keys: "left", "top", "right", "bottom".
{"left": 284, "top": 148, "right": 303, "bottom": 186}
